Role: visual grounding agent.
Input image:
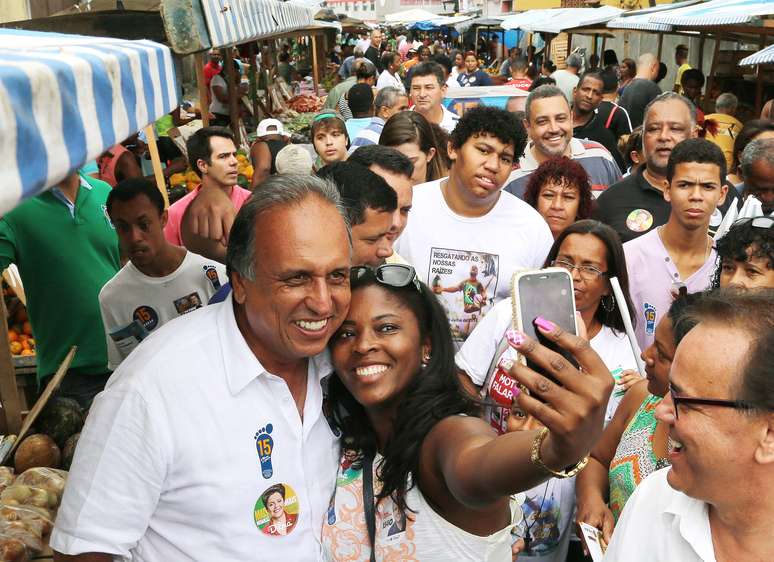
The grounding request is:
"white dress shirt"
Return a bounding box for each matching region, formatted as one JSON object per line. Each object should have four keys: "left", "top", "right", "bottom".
{"left": 376, "top": 69, "right": 405, "bottom": 93}
{"left": 51, "top": 295, "right": 339, "bottom": 561}
{"left": 604, "top": 468, "right": 717, "bottom": 561}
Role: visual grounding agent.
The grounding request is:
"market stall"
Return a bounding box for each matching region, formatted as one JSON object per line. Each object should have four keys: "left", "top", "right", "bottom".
{"left": 0, "top": 27, "right": 178, "bottom": 561}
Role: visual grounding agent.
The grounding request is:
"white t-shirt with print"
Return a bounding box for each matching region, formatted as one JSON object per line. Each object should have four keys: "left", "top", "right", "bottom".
{"left": 455, "top": 297, "right": 641, "bottom": 425}
{"left": 395, "top": 180, "right": 553, "bottom": 346}
{"left": 99, "top": 251, "right": 227, "bottom": 369}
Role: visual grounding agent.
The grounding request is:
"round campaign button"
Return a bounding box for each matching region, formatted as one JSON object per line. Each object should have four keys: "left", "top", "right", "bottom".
{"left": 709, "top": 208, "right": 723, "bottom": 227}
{"left": 626, "top": 209, "right": 654, "bottom": 233}
{"left": 132, "top": 305, "right": 159, "bottom": 331}
{"left": 255, "top": 483, "right": 300, "bottom": 537}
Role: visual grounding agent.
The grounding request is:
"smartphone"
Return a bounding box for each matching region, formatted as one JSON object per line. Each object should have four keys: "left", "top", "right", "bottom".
{"left": 512, "top": 268, "right": 579, "bottom": 377}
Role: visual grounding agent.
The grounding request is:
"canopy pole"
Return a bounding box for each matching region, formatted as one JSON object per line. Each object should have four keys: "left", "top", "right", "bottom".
{"left": 248, "top": 42, "right": 260, "bottom": 122}
{"left": 601, "top": 36, "right": 607, "bottom": 56}
{"left": 528, "top": 33, "right": 533, "bottom": 63}
{"left": 194, "top": 53, "right": 210, "bottom": 127}
{"left": 592, "top": 34, "right": 598, "bottom": 57}
{"left": 312, "top": 34, "right": 320, "bottom": 97}
{"left": 657, "top": 33, "right": 663, "bottom": 61}
{"left": 705, "top": 36, "right": 722, "bottom": 101}
{"left": 144, "top": 124, "right": 169, "bottom": 208}
{"left": 223, "top": 48, "right": 241, "bottom": 146}
{"left": 623, "top": 32, "right": 629, "bottom": 59}
{"left": 0, "top": 295, "right": 22, "bottom": 435}
{"left": 756, "top": 34, "right": 766, "bottom": 115}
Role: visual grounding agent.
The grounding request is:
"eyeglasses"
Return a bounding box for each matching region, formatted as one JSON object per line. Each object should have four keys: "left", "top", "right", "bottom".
{"left": 551, "top": 259, "right": 607, "bottom": 281}
{"left": 733, "top": 216, "right": 773, "bottom": 230}
{"left": 668, "top": 383, "right": 753, "bottom": 420}
{"left": 350, "top": 264, "right": 422, "bottom": 293}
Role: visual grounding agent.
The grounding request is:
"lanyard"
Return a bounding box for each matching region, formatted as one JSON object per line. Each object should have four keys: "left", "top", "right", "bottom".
{"left": 362, "top": 453, "right": 377, "bottom": 562}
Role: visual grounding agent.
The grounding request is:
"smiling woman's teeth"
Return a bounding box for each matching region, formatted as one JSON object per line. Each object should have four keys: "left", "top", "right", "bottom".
{"left": 356, "top": 365, "right": 389, "bottom": 377}
{"left": 672, "top": 440, "right": 684, "bottom": 451}
{"left": 296, "top": 319, "right": 327, "bottom": 331}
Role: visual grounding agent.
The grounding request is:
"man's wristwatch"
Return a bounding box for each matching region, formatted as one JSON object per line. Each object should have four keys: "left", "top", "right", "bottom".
{"left": 530, "top": 427, "right": 589, "bottom": 479}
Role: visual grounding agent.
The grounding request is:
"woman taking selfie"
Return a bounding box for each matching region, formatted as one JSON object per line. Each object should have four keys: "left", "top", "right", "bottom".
{"left": 455, "top": 220, "right": 640, "bottom": 561}
{"left": 574, "top": 291, "right": 700, "bottom": 546}
{"left": 379, "top": 111, "right": 448, "bottom": 185}
{"left": 523, "top": 157, "right": 594, "bottom": 239}
{"left": 322, "top": 264, "right": 614, "bottom": 561}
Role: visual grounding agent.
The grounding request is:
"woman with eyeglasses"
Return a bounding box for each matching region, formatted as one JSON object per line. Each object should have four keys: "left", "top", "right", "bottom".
{"left": 321, "top": 263, "right": 615, "bottom": 561}
{"left": 575, "top": 289, "right": 701, "bottom": 548}
{"left": 455, "top": 220, "right": 640, "bottom": 561}
{"left": 713, "top": 216, "right": 774, "bottom": 289}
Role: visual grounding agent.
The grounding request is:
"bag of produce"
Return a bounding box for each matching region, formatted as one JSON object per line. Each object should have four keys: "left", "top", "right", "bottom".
{"left": 13, "top": 468, "right": 66, "bottom": 504}
{"left": 0, "top": 470, "right": 13, "bottom": 495}
{"left": 0, "top": 485, "right": 56, "bottom": 519}
{"left": 0, "top": 518, "right": 43, "bottom": 553}
{"left": 0, "top": 504, "right": 53, "bottom": 535}
{"left": 0, "top": 533, "right": 28, "bottom": 562}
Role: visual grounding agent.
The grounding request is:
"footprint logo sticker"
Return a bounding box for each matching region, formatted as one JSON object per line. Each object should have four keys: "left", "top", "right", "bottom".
{"left": 255, "top": 424, "right": 274, "bottom": 479}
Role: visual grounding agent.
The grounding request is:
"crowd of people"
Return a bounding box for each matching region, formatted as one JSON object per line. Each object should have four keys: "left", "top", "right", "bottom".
{"left": 1, "top": 25, "right": 772, "bottom": 562}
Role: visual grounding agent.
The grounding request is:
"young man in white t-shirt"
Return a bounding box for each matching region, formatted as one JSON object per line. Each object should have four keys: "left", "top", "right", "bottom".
{"left": 625, "top": 138, "right": 728, "bottom": 350}
{"left": 395, "top": 106, "right": 553, "bottom": 346}
{"left": 100, "top": 178, "right": 227, "bottom": 368}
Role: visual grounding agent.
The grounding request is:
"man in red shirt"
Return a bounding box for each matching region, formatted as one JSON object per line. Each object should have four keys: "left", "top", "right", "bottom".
{"left": 203, "top": 50, "right": 222, "bottom": 98}
{"left": 505, "top": 57, "right": 532, "bottom": 91}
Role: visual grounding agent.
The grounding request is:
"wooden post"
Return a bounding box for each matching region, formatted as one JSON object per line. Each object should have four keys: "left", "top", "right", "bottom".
{"left": 705, "top": 36, "right": 722, "bottom": 101}
{"left": 601, "top": 36, "right": 607, "bottom": 56}
{"left": 248, "top": 42, "right": 259, "bottom": 121}
{"left": 144, "top": 124, "right": 169, "bottom": 208}
{"left": 312, "top": 33, "right": 320, "bottom": 97}
{"left": 755, "top": 34, "right": 766, "bottom": 115}
{"left": 623, "top": 32, "right": 629, "bottom": 59}
{"left": 657, "top": 33, "right": 664, "bottom": 61}
{"left": 0, "top": 296, "right": 22, "bottom": 435}
{"left": 223, "top": 48, "right": 241, "bottom": 146}
{"left": 698, "top": 37, "right": 706, "bottom": 73}
{"left": 566, "top": 33, "right": 573, "bottom": 54}
{"left": 528, "top": 33, "right": 533, "bottom": 63}
{"left": 592, "top": 34, "right": 598, "bottom": 56}
{"left": 194, "top": 52, "right": 210, "bottom": 127}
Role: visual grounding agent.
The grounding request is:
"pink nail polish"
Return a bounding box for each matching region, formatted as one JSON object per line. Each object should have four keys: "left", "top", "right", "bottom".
{"left": 505, "top": 329, "right": 525, "bottom": 347}
{"left": 534, "top": 316, "right": 555, "bottom": 332}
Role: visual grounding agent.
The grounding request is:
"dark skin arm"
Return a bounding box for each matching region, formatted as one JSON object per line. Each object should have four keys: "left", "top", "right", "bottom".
{"left": 250, "top": 141, "right": 272, "bottom": 188}
{"left": 54, "top": 552, "right": 112, "bottom": 562}
{"left": 574, "top": 379, "right": 649, "bottom": 543}
{"left": 418, "top": 322, "right": 614, "bottom": 536}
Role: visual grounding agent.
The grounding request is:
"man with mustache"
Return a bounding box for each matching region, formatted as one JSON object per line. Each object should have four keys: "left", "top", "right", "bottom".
{"left": 595, "top": 93, "right": 738, "bottom": 243}
{"left": 99, "top": 178, "right": 227, "bottom": 369}
{"left": 504, "top": 85, "right": 621, "bottom": 200}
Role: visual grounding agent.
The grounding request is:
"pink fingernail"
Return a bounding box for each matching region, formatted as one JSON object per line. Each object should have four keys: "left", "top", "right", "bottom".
{"left": 534, "top": 316, "right": 555, "bottom": 332}
{"left": 506, "top": 329, "right": 525, "bottom": 347}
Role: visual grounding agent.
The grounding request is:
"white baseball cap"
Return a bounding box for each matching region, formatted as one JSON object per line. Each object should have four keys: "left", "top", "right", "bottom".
{"left": 275, "top": 144, "right": 313, "bottom": 175}
{"left": 256, "top": 118, "right": 289, "bottom": 138}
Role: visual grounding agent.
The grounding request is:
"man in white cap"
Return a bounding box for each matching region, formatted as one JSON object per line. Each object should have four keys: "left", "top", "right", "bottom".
{"left": 275, "top": 145, "right": 314, "bottom": 175}
{"left": 250, "top": 118, "right": 290, "bottom": 188}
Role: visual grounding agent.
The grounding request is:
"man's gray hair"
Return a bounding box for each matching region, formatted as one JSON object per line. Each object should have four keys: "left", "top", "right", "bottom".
{"left": 226, "top": 175, "right": 350, "bottom": 281}
{"left": 715, "top": 92, "right": 738, "bottom": 114}
{"left": 525, "top": 84, "right": 568, "bottom": 122}
{"left": 566, "top": 53, "right": 583, "bottom": 70}
{"left": 644, "top": 92, "right": 697, "bottom": 128}
{"left": 740, "top": 137, "right": 774, "bottom": 178}
{"left": 375, "top": 87, "right": 403, "bottom": 111}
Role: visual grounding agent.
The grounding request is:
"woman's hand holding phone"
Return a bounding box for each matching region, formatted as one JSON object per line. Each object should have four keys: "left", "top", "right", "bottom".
{"left": 575, "top": 496, "right": 615, "bottom": 549}
{"left": 505, "top": 317, "right": 614, "bottom": 472}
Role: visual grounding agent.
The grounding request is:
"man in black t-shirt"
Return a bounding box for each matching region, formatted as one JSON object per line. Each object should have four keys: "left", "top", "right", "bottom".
{"left": 572, "top": 71, "right": 625, "bottom": 173}
{"left": 620, "top": 53, "right": 662, "bottom": 128}
{"left": 597, "top": 69, "right": 633, "bottom": 141}
{"left": 365, "top": 29, "right": 384, "bottom": 73}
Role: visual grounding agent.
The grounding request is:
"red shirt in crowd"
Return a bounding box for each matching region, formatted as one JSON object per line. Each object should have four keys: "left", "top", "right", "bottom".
{"left": 505, "top": 77, "right": 533, "bottom": 91}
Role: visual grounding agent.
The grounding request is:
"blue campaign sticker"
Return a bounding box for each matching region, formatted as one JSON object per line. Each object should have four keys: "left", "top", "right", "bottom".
{"left": 644, "top": 303, "right": 657, "bottom": 335}
{"left": 255, "top": 424, "right": 275, "bottom": 479}
{"left": 203, "top": 265, "right": 222, "bottom": 290}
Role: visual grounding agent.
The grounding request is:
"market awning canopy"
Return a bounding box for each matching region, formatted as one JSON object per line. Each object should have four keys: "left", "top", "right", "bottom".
{"left": 606, "top": 0, "right": 702, "bottom": 31}
{"left": 198, "top": 0, "right": 315, "bottom": 50}
{"left": 384, "top": 9, "right": 442, "bottom": 25}
{"left": 740, "top": 43, "right": 774, "bottom": 66}
{"left": 501, "top": 6, "right": 622, "bottom": 34}
{"left": 649, "top": 0, "right": 774, "bottom": 27}
{"left": 408, "top": 14, "right": 476, "bottom": 30}
{"left": 0, "top": 28, "right": 178, "bottom": 214}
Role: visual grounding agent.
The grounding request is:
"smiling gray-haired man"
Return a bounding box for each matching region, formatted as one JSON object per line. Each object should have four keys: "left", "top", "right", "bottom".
{"left": 52, "top": 175, "right": 352, "bottom": 561}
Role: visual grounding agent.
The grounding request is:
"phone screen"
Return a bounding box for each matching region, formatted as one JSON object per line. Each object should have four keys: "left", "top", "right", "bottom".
{"left": 516, "top": 270, "right": 577, "bottom": 341}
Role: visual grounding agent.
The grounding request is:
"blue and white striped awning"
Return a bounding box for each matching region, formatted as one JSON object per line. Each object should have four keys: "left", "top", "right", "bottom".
{"left": 650, "top": 0, "right": 774, "bottom": 27}
{"left": 200, "top": 0, "right": 315, "bottom": 49}
{"left": 740, "top": 43, "right": 774, "bottom": 66}
{"left": 606, "top": 0, "right": 703, "bottom": 31}
{"left": 0, "top": 29, "right": 178, "bottom": 214}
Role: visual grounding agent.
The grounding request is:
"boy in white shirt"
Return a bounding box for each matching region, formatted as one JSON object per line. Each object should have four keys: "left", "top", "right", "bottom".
{"left": 100, "top": 178, "right": 226, "bottom": 367}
